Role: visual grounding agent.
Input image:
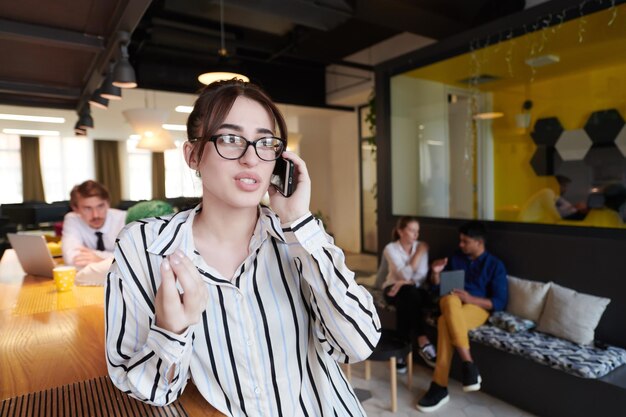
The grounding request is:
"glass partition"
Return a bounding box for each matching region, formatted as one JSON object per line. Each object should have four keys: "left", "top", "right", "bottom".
{"left": 390, "top": 3, "right": 626, "bottom": 229}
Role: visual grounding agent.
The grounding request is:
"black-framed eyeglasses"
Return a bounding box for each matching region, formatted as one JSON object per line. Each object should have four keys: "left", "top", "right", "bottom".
{"left": 190, "top": 134, "right": 285, "bottom": 161}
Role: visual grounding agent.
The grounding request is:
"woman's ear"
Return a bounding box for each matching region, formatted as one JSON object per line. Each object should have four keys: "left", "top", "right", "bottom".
{"left": 183, "top": 141, "right": 198, "bottom": 170}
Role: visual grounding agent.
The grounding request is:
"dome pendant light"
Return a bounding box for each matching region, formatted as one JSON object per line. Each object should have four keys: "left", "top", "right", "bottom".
{"left": 198, "top": 0, "right": 249, "bottom": 85}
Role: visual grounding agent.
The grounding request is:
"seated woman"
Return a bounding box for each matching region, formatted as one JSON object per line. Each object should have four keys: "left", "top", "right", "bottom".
{"left": 382, "top": 216, "right": 436, "bottom": 371}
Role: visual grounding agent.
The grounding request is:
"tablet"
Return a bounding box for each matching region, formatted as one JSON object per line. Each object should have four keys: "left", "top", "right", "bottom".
{"left": 439, "top": 270, "right": 465, "bottom": 296}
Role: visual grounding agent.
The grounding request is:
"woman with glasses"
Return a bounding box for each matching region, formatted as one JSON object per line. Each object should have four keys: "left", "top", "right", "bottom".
{"left": 105, "top": 79, "right": 381, "bottom": 417}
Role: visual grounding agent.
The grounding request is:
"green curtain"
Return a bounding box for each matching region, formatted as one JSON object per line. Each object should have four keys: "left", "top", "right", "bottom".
{"left": 94, "top": 140, "right": 122, "bottom": 207}
{"left": 20, "top": 136, "right": 45, "bottom": 202}
{"left": 151, "top": 152, "right": 166, "bottom": 200}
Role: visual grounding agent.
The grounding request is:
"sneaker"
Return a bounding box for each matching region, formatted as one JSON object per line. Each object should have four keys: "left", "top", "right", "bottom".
{"left": 462, "top": 361, "right": 482, "bottom": 392}
{"left": 418, "top": 343, "right": 437, "bottom": 368}
{"left": 396, "top": 357, "right": 407, "bottom": 374}
{"left": 416, "top": 382, "right": 449, "bottom": 413}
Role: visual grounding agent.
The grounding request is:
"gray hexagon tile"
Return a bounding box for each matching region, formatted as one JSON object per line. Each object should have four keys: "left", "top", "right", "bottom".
{"left": 530, "top": 145, "right": 562, "bottom": 176}
{"left": 583, "top": 109, "right": 624, "bottom": 145}
{"left": 615, "top": 124, "right": 626, "bottom": 157}
{"left": 531, "top": 117, "right": 563, "bottom": 146}
{"left": 555, "top": 129, "right": 592, "bottom": 161}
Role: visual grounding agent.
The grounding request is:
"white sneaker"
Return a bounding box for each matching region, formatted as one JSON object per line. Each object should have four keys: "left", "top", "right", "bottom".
{"left": 418, "top": 343, "right": 437, "bottom": 368}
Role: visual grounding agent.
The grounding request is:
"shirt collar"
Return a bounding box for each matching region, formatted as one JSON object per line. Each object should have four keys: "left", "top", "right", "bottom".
{"left": 146, "top": 204, "right": 285, "bottom": 257}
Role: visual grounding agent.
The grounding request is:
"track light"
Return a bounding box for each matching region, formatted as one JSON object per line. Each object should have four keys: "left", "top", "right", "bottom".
{"left": 78, "top": 106, "right": 94, "bottom": 129}
{"left": 74, "top": 121, "right": 87, "bottom": 135}
{"left": 89, "top": 89, "right": 109, "bottom": 109}
{"left": 100, "top": 63, "right": 122, "bottom": 100}
{"left": 113, "top": 31, "right": 137, "bottom": 88}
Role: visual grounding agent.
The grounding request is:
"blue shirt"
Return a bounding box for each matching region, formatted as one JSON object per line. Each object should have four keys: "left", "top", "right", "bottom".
{"left": 448, "top": 251, "right": 508, "bottom": 312}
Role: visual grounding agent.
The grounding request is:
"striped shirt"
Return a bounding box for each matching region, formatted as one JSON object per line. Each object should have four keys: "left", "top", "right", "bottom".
{"left": 105, "top": 205, "right": 381, "bottom": 417}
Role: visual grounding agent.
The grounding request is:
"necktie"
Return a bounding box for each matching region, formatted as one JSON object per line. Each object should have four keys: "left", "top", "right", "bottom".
{"left": 95, "top": 231, "right": 105, "bottom": 251}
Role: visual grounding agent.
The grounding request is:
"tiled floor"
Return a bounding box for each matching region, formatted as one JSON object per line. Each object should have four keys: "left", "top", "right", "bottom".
{"left": 344, "top": 252, "right": 537, "bottom": 417}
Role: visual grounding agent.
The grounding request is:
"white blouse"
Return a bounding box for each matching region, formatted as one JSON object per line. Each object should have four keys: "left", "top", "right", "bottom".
{"left": 105, "top": 205, "right": 381, "bottom": 417}
{"left": 382, "top": 240, "right": 429, "bottom": 289}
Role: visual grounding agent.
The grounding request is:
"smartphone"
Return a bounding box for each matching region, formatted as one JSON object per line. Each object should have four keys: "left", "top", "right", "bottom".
{"left": 271, "top": 157, "right": 295, "bottom": 197}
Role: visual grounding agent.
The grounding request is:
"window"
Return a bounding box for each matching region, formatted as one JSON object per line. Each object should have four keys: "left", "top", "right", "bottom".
{"left": 126, "top": 139, "right": 152, "bottom": 201}
{"left": 0, "top": 134, "right": 22, "bottom": 203}
{"left": 164, "top": 140, "right": 202, "bottom": 198}
{"left": 40, "top": 136, "right": 94, "bottom": 202}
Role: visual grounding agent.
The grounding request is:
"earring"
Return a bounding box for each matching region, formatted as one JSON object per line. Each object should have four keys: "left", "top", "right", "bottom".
{"left": 195, "top": 170, "right": 201, "bottom": 178}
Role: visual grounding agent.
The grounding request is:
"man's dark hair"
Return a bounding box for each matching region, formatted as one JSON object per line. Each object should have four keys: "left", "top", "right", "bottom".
{"left": 459, "top": 221, "right": 487, "bottom": 242}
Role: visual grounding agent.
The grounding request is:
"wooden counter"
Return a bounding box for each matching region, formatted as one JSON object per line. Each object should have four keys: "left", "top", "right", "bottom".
{"left": 0, "top": 250, "right": 224, "bottom": 416}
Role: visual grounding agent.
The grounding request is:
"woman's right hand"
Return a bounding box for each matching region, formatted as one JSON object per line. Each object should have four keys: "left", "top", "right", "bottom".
{"left": 430, "top": 257, "right": 448, "bottom": 285}
{"left": 155, "top": 249, "right": 209, "bottom": 334}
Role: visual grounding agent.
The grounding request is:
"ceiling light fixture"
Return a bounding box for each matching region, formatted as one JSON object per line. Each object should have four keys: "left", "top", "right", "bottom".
{"left": 473, "top": 112, "right": 504, "bottom": 120}
{"left": 162, "top": 123, "right": 187, "bottom": 131}
{"left": 175, "top": 105, "right": 193, "bottom": 113}
{"left": 89, "top": 89, "right": 109, "bottom": 110}
{"left": 113, "top": 31, "right": 138, "bottom": 88}
{"left": 3, "top": 128, "right": 60, "bottom": 136}
{"left": 78, "top": 106, "right": 94, "bottom": 129}
{"left": 525, "top": 54, "right": 560, "bottom": 68}
{"left": 198, "top": 0, "right": 249, "bottom": 85}
{"left": 0, "top": 114, "right": 65, "bottom": 123}
{"left": 100, "top": 62, "right": 123, "bottom": 100}
{"left": 74, "top": 121, "right": 87, "bottom": 136}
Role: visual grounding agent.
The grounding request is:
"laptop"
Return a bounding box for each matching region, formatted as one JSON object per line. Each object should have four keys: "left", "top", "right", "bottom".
{"left": 7, "top": 233, "right": 58, "bottom": 278}
{"left": 439, "top": 270, "right": 465, "bottom": 296}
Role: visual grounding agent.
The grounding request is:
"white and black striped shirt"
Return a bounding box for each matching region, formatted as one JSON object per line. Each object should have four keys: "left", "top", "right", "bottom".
{"left": 105, "top": 205, "right": 381, "bottom": 417}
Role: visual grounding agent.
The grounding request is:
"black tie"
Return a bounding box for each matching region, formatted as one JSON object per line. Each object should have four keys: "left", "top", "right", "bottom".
{"left": 95, "top": 231, "right": 105, "bottom": 251}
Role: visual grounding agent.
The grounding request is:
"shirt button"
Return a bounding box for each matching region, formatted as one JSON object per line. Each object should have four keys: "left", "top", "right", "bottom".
{"left": 246, "top": 338, "right": 253, "bottom": 346}
{"left": 254, "top": 387, "right": 261, "bottom": 395}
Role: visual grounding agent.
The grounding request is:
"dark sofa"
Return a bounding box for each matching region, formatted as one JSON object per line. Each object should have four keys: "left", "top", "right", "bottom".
{"left": 372, "top": 219, "right": 626, "bottom": 417}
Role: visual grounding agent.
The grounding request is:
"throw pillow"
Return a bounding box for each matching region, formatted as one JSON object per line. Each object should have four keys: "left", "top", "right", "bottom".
{"left": 506, "top": 275, "right": 551, "bottom": 322}
{"left": 489, "top": 311, "right": 536, "bottom": 333}
{"left": 537, "top": 283, "right": 611, "bottom": 345}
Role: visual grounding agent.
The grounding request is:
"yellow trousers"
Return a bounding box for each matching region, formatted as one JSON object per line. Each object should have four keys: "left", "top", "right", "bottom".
{"left": 433, "top": 294, "right": 489, "bottom": 387}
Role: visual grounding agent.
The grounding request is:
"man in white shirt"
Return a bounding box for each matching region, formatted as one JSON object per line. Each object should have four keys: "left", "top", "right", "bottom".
{"left": 62, "top": 180, "right": 126, "bottom": 268}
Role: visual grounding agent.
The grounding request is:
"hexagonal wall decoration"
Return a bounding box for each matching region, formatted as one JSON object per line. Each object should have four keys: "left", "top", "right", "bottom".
{"left": 583, "top": 144, "right": 626, "bottom": 184}
{"left": 583, "top": 109, "right": 624, "bottom": 145}
{"left": 615, "top": 125, "right": 626, "bottom": 157}
{"left": 531, "top": 117, "right": 563, "bottom": 146}
{"left": 555, "top": 129, "right": 592, "bottom": 161}
{"left": 530, "top": 145, "right": 562, "bottom": 176}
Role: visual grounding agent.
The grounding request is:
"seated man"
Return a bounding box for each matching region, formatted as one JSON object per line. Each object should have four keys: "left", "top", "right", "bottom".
{"left": 62, "top": 180, "right": 125, "bottom": 268}
{"left": 417, "top": 221, "right": 508, "bottom": 413}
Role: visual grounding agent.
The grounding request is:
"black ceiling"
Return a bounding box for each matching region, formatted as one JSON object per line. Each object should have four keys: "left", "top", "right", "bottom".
{"left": 0, "top": 0, "right": 528, "bottom": 111}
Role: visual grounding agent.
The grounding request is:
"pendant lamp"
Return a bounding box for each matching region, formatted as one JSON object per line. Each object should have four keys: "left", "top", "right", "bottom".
{"left": 198, "top": 0, "right": 249, "bottom": 85}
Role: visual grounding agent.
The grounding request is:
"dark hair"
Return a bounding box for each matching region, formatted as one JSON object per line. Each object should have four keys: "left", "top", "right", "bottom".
{"left": 70, "top": 180, "right": 110, "bottom": 207}
{"left": 459, "top": 220, "right": 487, "bottom": 242}
{"left": 186, "top": 79, "right": 287, "bottom": 162}
{"left": 392, "top": 216, "right": 419, "bottom": 241}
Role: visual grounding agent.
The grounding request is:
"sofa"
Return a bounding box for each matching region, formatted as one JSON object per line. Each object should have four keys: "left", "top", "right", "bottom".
{"left": 361, "top": 268, "right": 626, "bottom": 417}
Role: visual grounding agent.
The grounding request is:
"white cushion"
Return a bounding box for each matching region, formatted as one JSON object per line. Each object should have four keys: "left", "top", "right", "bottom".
{"left": 506, "top": 275, "right": 551, "bottom": 322}
{"left": 537, "top": 283, "right": 610, "bottom": 345}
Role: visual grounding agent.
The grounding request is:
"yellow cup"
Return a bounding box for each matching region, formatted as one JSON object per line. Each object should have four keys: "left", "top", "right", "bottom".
{"left": 53, "top": 266, "right": 76, "bottom": 292}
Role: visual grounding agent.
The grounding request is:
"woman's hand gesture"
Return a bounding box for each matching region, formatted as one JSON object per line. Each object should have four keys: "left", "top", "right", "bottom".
{"left": 155, "top": 250, "right": 208, "bottom": 334}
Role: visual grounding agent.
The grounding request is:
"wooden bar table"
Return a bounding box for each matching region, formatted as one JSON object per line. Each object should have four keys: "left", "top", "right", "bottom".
{"left": 0, "top": 250, "right": 225, "bottom": 416}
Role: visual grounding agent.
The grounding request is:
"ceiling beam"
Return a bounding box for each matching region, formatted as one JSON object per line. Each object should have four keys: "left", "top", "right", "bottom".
{"left": 0, "top": 80, "right": 80, "bottom": 99}
{"left": 0, "top": 19, "right": 104, "bottom": 52}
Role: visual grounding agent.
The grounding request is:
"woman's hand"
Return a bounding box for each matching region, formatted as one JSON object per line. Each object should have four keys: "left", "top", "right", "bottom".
{"left": 155, "top": 249, "right": 209, "bottom": 334}
{"left": 269, "top": 151, "right": 311, "bottom": 223}
{"left": 387, "top": 280, "right": 411, "bottom": 297}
